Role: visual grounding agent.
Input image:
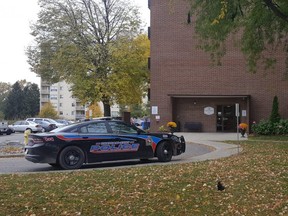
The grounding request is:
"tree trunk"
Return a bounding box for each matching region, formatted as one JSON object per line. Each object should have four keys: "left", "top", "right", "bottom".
{"left": 103, "top": 102, "right": 111, "bottom": 117}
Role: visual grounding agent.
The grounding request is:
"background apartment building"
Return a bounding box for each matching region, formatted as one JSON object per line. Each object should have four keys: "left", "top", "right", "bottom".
{"left": 40, "top": 80, "right": 120, "bottom": 120}
{"left": 40, "top": 80, "right": 86, "bottom": 121}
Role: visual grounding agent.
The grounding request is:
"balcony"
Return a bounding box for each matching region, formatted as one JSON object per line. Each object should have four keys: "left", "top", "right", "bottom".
{"left": 41, "top": 90, "right": 50, "bottom": 95}
{"left": 41, "top": 98, "right": 50, "bottom": 103}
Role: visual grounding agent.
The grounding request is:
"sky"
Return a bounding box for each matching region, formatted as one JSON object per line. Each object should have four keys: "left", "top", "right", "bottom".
{"left": 0, "top": 0, "right": 150, "bottom": 86}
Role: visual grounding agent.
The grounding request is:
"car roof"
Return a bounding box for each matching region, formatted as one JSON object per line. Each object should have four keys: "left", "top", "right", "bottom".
{"left": 51, "top": 119, "right": 145, "bottom": 133}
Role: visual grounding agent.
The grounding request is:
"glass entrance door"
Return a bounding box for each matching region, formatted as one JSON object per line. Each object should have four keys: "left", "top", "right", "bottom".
{"left": 216, "top": 105, "right": 237, "bottom": 132}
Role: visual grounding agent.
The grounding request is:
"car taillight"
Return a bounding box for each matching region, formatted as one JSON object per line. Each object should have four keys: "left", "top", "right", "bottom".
{"left": 27, "top": 137, "right": 44, "bottom": 146}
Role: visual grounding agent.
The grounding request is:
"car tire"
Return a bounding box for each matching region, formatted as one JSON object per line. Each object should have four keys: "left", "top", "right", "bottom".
{"left": 156, "top": 141, "right": 173, "bottom": 162}
{"left": 58, "top": 146, "right": 85, "bottom": 170}
{"left": 6, "top": 129, "right": 12, "bottom": 135}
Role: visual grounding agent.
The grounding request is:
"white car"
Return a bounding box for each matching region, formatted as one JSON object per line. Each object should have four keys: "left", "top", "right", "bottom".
{"left": 26, "top": 118, "right": 65, "bottom": 128}
{"left": 9, "top": 121, "right": 43, "bottom": 133}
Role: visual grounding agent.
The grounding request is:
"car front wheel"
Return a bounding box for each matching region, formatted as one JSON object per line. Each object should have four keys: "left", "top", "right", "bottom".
{"left": 58, "top": 146, "right": 85, "bottom": 170}
{"left": 156, "top": 141, "right": 173, "bottom": 162}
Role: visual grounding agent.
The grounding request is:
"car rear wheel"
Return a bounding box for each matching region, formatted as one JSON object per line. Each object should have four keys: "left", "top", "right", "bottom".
{"left": 26, "top": 128, "right": 32, "bottom": 133}
{"left": 156, "top": 141, "right": 173, "bottom": 162}
{"left": 58, "top": 146, "right": 85, "bottom": 170}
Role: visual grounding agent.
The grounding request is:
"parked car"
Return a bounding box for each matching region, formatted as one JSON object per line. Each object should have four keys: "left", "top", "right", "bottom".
{"left": 0, "top": 121, "right": 13, "bottom": 135}
{"left": 34, "top": 120, "right": 57, "bottom": 132}
{"left": 55, "top": 119, "right": 70, "bottom": 126}
{"left": 9, "top": 121, "right": 43, "bottom": 133}
{"left": 26, "top": 118, "right": 65, "bottom": 128}
{"left": 24, "top": 120, "right": 186, "bottom": 170}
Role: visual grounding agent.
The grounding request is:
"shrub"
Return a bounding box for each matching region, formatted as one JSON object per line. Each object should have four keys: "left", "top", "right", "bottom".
{"left": 274, "top": 119, "right": 288, "bottom": 135}
{"left": 252, "top": 119, "right": 288, "bottom": 135}
{"left": 269, "top": 96, "right": 281, "bottom": 123}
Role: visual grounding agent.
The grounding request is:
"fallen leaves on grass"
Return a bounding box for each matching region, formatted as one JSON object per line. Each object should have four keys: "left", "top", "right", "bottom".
{"left": 0, "top": 141, "right": 287, "bottom": 215}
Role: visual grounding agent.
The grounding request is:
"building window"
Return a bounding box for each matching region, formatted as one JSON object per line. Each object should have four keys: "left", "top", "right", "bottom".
{"left": 60, "top": 86, "right": 63, "bottom": 90}
{"left": 71, "top": 111, "right": 75, "bottom": 115}
{"left": 50, "top": 96, "right": 57, "bottom": 100}
{"left": 59, "top": 103, "right": 62, "bottom": 107}
{"left": 72, "top": 103, "right": 75, "bottom": 107}
{"left": 51, "top": 87, "right": 57, "bottom": 92}
{"left": 60, "top": 95, "right": 63, "bottom": 99}
{"left": 59, "top": 111, "right": 63, "bottom": 115}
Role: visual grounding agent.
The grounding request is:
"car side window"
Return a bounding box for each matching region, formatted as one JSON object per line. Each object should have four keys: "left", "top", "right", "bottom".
{"left": 79, "top": 122, "right": 108, "bottom": 134}
{"left": 108, "top": 122, "right": 138, "bottom": 134}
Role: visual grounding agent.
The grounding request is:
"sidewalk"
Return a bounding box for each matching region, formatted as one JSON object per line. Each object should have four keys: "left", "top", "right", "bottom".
{"left": 175, "top": 132, "right": 246, "bottom": 162}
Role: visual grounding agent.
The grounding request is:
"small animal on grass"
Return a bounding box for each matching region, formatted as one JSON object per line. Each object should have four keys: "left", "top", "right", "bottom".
{"left": 217, "top": 181, "right": 225, "bottom": 191}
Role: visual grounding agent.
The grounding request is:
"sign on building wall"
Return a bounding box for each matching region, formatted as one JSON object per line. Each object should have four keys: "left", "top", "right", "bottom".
{"left": 204, "top": 107, "right": 214, "bottom": 115}
{"left": 151, "top": 106, "right": 158, "bottom": 115}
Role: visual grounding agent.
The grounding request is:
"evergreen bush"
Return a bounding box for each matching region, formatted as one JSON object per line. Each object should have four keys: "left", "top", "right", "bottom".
{"left": 269, "top": 96, "right": 281, "bottom": 123}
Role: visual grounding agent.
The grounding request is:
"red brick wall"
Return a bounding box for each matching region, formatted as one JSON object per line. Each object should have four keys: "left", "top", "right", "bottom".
{"left": 149, "top": 0, "right": 288, "bottom": 132}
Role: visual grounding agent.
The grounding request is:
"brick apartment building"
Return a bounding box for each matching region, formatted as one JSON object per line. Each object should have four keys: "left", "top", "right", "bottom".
{"left": 149, "top": 0, "right": 288, "bottom": 132}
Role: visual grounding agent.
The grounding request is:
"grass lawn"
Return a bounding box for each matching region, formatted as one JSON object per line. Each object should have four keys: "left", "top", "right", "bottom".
{"left": 0, "top": 138, "right": 287, "bottom": 215}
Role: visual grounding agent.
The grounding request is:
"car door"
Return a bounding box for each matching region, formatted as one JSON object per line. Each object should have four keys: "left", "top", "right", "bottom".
{"left": 77, "top": 121, "right": 117, "bottom": 163}
{"left": 106, "top": 121, "right": 154, "bottom": 160}
{"left": 12, "top": 121, "right": 22, "bottom": 132}
{"left": 20, "top": 121, "right": 29, "bottom": 132}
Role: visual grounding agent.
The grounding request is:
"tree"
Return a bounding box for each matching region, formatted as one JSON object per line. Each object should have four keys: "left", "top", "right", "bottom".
{"left": 130, "top": 104, "right": 149, "bottom": 118}
{"left": 39, "top": 102, "right": 58, "bottom": 118}
{"left": 270, "top": 96, "right": 281, "bottom": 123}
{"left": 23, "top": 83, "right": 40, "bottom": 117}
{"left": 3, "top": 81, "right": 40, "bottom": 120}
{"left": 188, "top": 0, "right": 288, "bottom": 73}
{"left": 4, "top": 82, "right": 24, "bottom": 119}
{"left": 85, "top": 102, "right": 103, "bottom": 119}
{"left": 27, "top": 0, "right": 148, "bottom": 116}
{"left": 0, "top": 82, "right": 11, "bottom": 118}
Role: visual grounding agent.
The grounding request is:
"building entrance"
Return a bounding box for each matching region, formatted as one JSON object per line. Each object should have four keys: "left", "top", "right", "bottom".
{"left": 216, "top": 105, "right": 237, "bottom": 132}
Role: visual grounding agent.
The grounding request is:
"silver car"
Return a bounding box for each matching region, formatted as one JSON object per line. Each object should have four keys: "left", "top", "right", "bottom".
{"left": 26, "top": 118, "right": 65, "bottom": 128}
{"left": 9, "top": 121, "right": 43, "bottom": 133}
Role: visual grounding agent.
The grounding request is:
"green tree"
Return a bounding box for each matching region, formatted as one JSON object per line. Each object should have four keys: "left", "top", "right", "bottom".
{"left": 3, "top": 81, "right": 40, "bottom": 120}
{"left": 270, "top": 96, "right": 281, "bottom": 123}
{"left": 4, "top": 82, "right": 24, "bottom": 119}
{"left": 130, "top": 104, "right": 149, "bottom": 118}
{"left": 27, "top": 0, "right": 146, "bottom": 116}
{"left": 188, "top": 0, "right": 288, "bottom": 73}
{"left": 39, "top": 102, "right": 58, "bottom": 118}
{"left": 0, "top": 82, "right": 11, "bottom": 118}
{"left": 23, "top": 83, "right": 40, "bottom": 117}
